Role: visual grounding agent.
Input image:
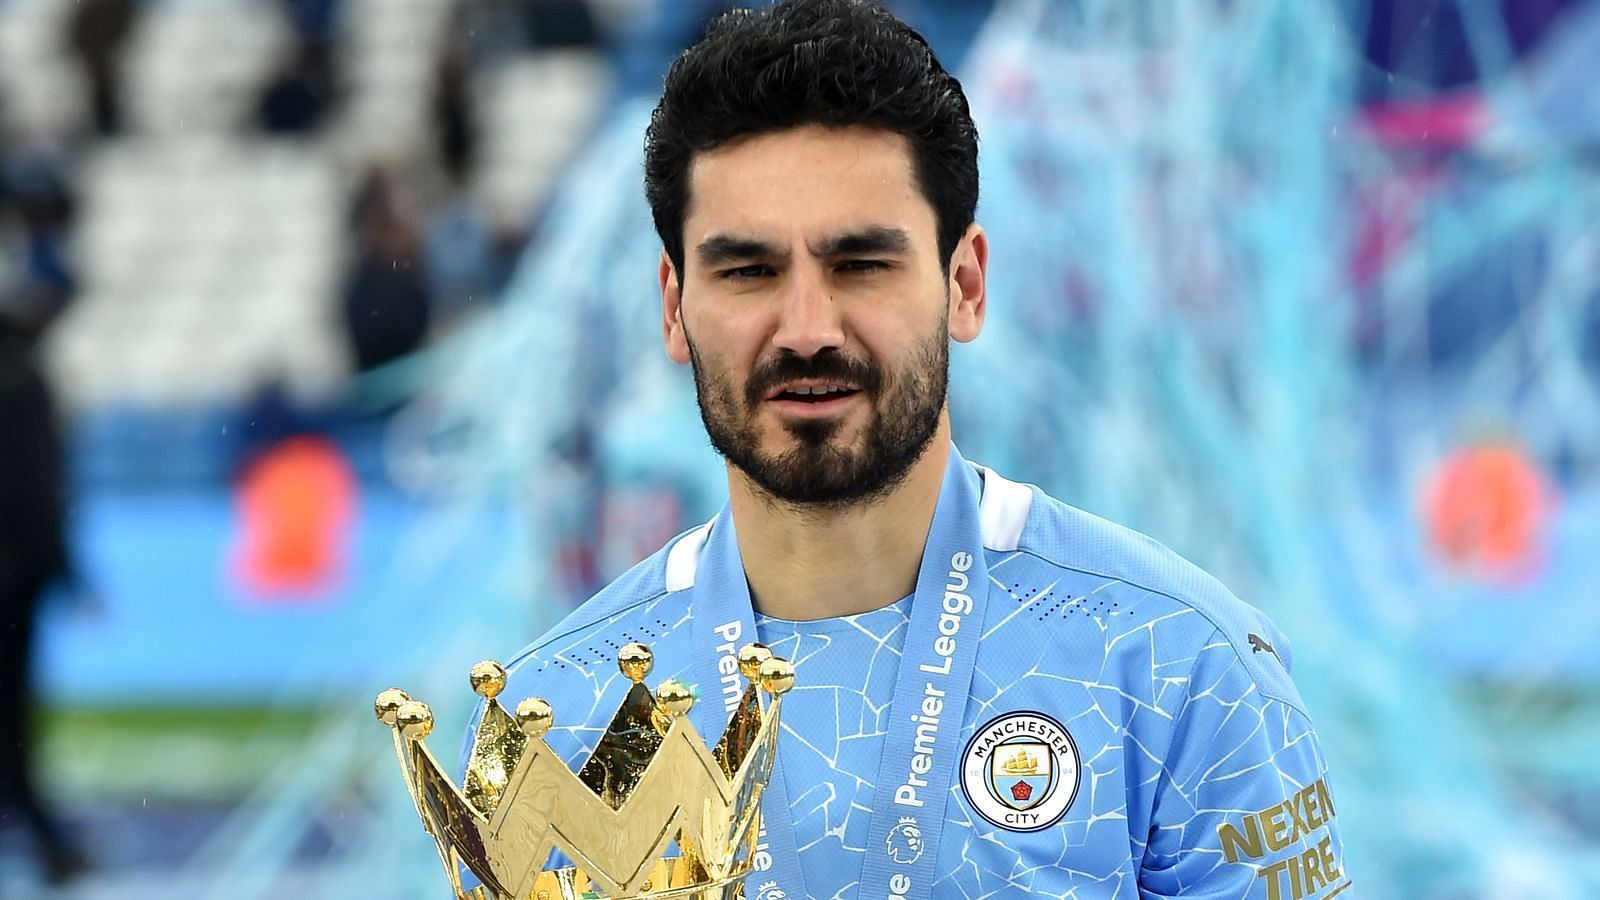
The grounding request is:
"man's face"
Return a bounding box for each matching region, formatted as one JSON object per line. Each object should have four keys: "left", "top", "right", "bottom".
{"left": 661, "top": 125, "right": 982, "bottom": 506}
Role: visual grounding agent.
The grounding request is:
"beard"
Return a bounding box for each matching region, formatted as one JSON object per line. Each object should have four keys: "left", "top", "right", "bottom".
{"left": 686, "top": 322, "right": 949, "bottom": 507}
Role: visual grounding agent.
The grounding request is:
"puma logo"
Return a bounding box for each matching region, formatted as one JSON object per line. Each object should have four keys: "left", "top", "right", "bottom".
{"left": 1247, "top": 633, "right": 1279, "bottom": 660}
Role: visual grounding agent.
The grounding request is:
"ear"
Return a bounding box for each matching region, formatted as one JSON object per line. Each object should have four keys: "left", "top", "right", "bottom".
{"left": 947, "top": 223, "right": 988, "bottom": 343}
{"left": 661, "top": 249, "right": 692, "bottom": 364}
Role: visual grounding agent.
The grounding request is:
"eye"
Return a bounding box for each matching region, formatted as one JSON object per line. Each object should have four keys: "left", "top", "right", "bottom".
{"left": 719, "top": 264, "right": 773, "bottom": 280}
{"left": 836, "top": 259, "right": 890, "bottom": 274}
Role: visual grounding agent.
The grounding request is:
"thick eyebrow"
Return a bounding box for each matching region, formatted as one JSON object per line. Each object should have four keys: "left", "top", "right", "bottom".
{"left": 695, "top": 234, "right": 786, "bottom": 266}
{"left": 809, "top": 226, "right": 912, "bottom": 258}
{"left": 694, "top": 226, "right": 914, "bottom": 267}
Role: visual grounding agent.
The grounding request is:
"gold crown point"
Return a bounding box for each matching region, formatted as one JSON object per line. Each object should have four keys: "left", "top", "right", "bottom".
{"left": 375, "top": 688, "right": 411, "bottom": 725}
{"left": 655, "top": 678, "right": 695, "bottom": 717}
{"left": 758, "top": 657, "right": 795, "bottom": 695}
{"left": 382, "top": 639, "right": 797, "bottom": 898}
{"left": 469, "top": 660, "right": 509, "bottom": 699}
{"left": 515, "top": 697, "right": 554, "bottom": 737}
{"left": 396, "top": 699, "right": 434, "bottom": 740}
{"left": 618, "top": 642, "right": 654, "bottom": 682}
{"left": 737, "top": 642, "right": 772, "bottom": 681}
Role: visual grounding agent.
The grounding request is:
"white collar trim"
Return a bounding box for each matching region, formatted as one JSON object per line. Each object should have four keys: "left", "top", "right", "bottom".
{"left": 664, "top": 520, "right": 713, "bottom": 592}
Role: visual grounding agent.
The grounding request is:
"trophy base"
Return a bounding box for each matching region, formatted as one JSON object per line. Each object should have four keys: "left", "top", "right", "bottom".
{"left": 462, "top": 858, "right": 746, "bottom": 900}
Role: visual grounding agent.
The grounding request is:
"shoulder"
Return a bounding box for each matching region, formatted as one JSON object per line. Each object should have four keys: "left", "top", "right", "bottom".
{"left": 503, "top": 521, "right": 708, "bottom": 672}
{"left": 982, "top": 466, "right": 1306, "bottom": 713}
{"left": 476, "top": 524, "right": 707, "bottom": 767}
{"left": 492, "top": 518, "right": 707, "bottom": 701}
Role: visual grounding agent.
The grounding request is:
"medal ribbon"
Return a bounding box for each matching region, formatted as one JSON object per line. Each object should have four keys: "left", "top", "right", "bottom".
{"left": 689, "top": 503, "right": 808, "bottom": 898}
{"left": 689, "top": 446, "right": 989, "bottom": 899}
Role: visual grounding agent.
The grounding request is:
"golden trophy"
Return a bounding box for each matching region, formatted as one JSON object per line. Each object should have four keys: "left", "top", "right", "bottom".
{"left": 375, "top": 641, "right": 795, "bottom": 899}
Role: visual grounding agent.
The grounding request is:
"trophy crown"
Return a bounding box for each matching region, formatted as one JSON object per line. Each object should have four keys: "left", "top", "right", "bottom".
{"left": 378, "top": 641, "right": 793, "bottom": 899}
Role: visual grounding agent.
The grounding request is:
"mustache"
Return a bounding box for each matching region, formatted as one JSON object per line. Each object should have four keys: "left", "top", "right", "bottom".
{"left": 744, "top": 349, "right": 883, "bottom": 407}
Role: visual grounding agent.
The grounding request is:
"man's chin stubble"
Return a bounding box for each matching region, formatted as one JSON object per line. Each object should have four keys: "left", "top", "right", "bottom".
{"left": 747, "top": 421, "right": 933, "bottom": 510}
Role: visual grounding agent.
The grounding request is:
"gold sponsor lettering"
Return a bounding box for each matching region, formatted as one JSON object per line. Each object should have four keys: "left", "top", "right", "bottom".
{"left": 1301, "top": 781, "right": 1322, "bottom": 831}
{"left": 1213, "top": 777, "right": 1348, "bottom": 899}
{"left": 1219, "top": 816, "right": 1264, "bottom": 864}
{"left": 1318, "top": 835, "right": 1342, "bottom": 883}
{"left": 1263, "top": 802, "right": 1293, "bottom": 851}
{"left": 1259, "top": 859, "right": 1288, "bottom": 900}
{"left": 1300, "top": 844, "right": 1328, "bottom": 892}
{"left": 1257, "top": 847, "right": 1346, "bottom": 900}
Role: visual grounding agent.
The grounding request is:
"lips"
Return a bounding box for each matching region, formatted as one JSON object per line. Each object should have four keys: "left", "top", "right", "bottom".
{"left": 744, "top": 350, "right": 881, "bottom": 409}
{"left": 767, "top": 381, "right": 861, "bottom": 403}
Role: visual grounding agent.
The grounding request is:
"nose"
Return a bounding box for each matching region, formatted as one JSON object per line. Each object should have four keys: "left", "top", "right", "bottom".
{"left": 770, "top": 267, "right": 845, "bottom": 359}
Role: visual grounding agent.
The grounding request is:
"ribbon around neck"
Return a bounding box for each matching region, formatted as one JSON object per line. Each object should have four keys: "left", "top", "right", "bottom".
{"left": 689, "top": 446, "right": 991, "bottom": 899}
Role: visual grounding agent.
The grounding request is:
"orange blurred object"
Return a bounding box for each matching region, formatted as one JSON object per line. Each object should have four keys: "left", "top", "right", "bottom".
{"left": 232, "top": 435, "right": 356, "bottom": 598}
{"left": 1422, "top": 441, "right": 1555, "bottom": 582}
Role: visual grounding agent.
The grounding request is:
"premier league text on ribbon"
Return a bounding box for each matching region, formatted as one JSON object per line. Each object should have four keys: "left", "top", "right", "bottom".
{"left": 876, "top": 551, "right": 974, "bottom": 897}
{"left": 713, "top": 619, "right": 775, "bottom": 876}
{"left": 712, "top": 620, "right": 749, "bottom": 714}
{"left": 892, "top": 551, "right": 973, "bottom": 810}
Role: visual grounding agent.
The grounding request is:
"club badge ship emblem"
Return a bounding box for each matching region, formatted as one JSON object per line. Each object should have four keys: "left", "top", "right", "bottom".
{"left": 992, "top": 742, "right": 1053, "bottom": 810}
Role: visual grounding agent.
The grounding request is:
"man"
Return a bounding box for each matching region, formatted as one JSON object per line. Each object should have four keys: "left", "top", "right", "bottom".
{"left": 0, "top": 145, "right": 89, "bottom": 884}
{"left": 485, "top": 1, "right": 1349, "bottom": 896}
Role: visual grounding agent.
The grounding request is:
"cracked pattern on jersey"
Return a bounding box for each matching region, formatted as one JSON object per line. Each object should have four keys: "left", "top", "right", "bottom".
{"left": 496, "top": 548, "right": 1345, "bottom": 899}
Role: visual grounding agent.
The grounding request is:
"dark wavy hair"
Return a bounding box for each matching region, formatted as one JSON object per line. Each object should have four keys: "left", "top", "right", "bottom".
{"left": 644, "top": 0, "right": 979, "bottom": 277}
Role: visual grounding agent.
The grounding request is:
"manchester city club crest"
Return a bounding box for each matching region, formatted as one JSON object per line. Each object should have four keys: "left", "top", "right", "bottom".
{"left": 961, "top": 711, "right": 1080, "bottom": 832}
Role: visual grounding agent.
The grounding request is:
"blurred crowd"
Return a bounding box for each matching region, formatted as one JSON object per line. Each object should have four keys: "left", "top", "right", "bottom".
{"left": 0, "top": 0, "right": 668, "bottom": 401}
{"left": 0, "top": 0, "right": 630, "bottom": 886}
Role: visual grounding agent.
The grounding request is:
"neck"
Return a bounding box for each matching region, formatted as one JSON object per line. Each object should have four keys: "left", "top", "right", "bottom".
{"left": 729, "top": 419, "right": 952, "bottom": 621}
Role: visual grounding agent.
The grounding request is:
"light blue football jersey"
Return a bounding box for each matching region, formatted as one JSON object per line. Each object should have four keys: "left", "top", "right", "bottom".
{"left": 474, "top": 459, "right": 1350, "bottom": 899}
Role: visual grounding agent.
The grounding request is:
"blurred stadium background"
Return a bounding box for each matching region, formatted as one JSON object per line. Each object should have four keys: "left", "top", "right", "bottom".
{"left": 0, "top": 0, "right": 1597, "bottom": 896}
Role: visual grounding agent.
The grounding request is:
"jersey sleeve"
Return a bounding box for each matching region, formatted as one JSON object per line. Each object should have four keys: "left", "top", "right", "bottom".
{"left": 1138, "top": 629, "right": 1350, "bottom": 899}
